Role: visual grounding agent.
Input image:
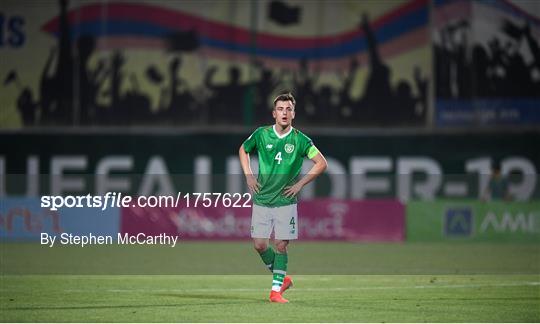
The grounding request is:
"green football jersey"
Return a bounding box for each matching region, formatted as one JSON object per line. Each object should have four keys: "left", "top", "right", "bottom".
{"left": 243, "top": 125, "right": 319, "bottom": 207}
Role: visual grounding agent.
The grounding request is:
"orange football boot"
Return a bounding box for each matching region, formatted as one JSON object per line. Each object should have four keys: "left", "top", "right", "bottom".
{"left": 269, "top": 291, "right": 289, "bottom": 303}
{"left": 280, "top": 276, "right": 293, "bottom": 294}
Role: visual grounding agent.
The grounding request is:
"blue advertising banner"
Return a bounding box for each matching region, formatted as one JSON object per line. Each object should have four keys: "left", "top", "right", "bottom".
{"left": 0, "top": 198, "right": 120, "bottom": 240}
{"left": 436, "top": 99, "right": 540, "bottom": 127}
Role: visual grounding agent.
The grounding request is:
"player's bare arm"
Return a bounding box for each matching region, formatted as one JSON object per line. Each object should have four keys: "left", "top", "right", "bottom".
{"left": 238, "top": 145, "right": 260, "bottom": 193}
{"left": 283, "top": 151, "right": 327, "bottom": 198}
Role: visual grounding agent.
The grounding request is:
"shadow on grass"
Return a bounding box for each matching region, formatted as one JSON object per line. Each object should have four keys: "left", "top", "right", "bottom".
{"left": 156, "top": 292, "right": 263, "bottom": 302}
{"left": 3, "top": 293, "right": 265, "bottom": 312}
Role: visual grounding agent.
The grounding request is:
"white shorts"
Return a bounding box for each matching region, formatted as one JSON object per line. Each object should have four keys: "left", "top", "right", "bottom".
{"left": 251, "top": 203, "right": 298, "bottom": 240}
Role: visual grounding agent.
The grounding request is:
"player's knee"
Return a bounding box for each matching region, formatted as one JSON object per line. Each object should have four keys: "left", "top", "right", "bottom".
{"left": 253, "top": 241, "right": 268, "bottom": 253}
{"left": 274, "top": 240, "right": 288, "bottom": 253}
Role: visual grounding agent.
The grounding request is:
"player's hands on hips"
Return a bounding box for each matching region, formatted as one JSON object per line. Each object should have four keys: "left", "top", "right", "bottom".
{"left": 283, "top": 183, "right": 303, "bottom": 198}
{"left": 245, "top": 174, "right": 261, "bottom": 193}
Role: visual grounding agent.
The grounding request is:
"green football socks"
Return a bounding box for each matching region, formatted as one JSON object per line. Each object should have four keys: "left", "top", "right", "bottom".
{"left": 258, "top": 246, "right": 275, "bottom": 271}
{"left": 271, "top": 252, "right": 288, "bottom": 292}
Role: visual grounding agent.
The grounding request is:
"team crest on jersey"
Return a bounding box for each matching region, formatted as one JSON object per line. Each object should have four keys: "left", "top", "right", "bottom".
{"left": 284, "top": 144, "right": 295, "bottom": 153}
{"left": 266, "top": 144, "right": 273, "bottom": 150}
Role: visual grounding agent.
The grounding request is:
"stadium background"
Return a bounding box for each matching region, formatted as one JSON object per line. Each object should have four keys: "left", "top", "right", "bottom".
{"left": 1, "top": 0, "right": 539, "bottom": 322}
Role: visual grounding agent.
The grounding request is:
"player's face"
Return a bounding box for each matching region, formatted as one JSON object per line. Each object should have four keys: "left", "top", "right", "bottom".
{"left": 273, "top": 100, "right": 295, "bottom": 127}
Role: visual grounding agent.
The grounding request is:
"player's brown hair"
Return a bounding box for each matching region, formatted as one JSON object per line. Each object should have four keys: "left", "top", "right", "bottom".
{"left": 273, "top": 93, "right": 296, "bottom": 108}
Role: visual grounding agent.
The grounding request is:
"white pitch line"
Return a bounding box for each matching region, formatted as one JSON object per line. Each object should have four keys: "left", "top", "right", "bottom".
{"left": 57, "top": 281, "right": 540, "bottom": 293}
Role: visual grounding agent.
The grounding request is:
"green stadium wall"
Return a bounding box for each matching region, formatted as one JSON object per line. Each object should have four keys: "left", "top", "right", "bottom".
{"left": 0, "top": 131, "right": 539, "bottom": 199}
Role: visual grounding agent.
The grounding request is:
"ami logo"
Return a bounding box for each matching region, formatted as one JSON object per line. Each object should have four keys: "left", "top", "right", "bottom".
{"left": 444, "top": 207, "right": 474, "bottom": 237}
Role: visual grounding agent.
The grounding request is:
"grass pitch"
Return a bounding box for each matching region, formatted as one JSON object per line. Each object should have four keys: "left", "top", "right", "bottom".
{"left": 1, "top": 242, "right": 539, "bottom": 322}
{"left": 1, "top": 274, "right": 539, "bottom": 322}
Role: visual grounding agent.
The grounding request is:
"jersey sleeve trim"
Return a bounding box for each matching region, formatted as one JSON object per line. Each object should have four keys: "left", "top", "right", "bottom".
{"left": 242, "top": 142, "right": 250, "bottom": 153}
{"left": 243, "top": 127, "right": 260, "bottom": 153}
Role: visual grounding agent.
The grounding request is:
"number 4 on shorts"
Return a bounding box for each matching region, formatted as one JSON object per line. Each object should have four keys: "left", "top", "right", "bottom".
{"left": 289, "top": 217, "right": 295, "bottom": 229}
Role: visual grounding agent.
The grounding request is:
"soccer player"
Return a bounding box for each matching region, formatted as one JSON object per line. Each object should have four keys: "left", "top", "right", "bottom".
{"left": 238, "top": 92, "right": 327, "bottom": 303}
{"left": 482, "top": 163, "right": 511, "bottom": 201}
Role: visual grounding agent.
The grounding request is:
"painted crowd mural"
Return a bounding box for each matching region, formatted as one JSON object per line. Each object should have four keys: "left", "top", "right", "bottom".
{"left": 1, "top": 0, "right": 538, "bottom": 128}
{"left": 2, "top": 0, "right": 432, "bottom": 127}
